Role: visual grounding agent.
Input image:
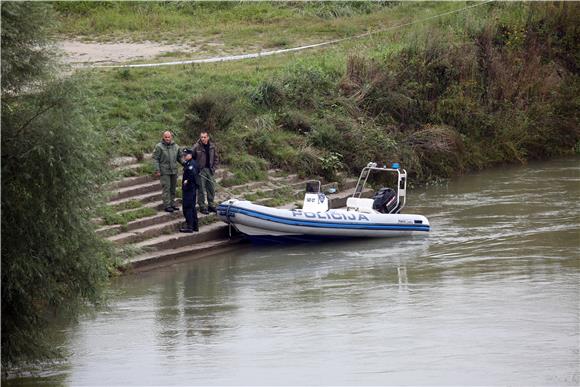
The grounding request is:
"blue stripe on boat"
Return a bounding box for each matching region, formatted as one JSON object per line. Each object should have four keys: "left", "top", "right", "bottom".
{"left": 217, "top": 205, "right": 430, "bottom": 232}
{"left": 247, "top": 234, "right": 357, "bottom": 244}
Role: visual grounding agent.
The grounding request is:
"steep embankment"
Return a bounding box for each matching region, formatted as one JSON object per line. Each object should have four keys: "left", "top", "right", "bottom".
{"left": 62, "top": 2, "right": 578, "bottom": 185}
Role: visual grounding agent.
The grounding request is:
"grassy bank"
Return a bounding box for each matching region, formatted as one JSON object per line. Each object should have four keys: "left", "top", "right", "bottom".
{"left": 55, "top": 2, "right": 401, "bottom": 50}
{"left": 72, "top": 2, "right": 578, "bottom": 184}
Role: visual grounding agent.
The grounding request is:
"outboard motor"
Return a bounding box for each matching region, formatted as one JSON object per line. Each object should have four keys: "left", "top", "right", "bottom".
{"left": 372, "top": 187, "right": 398, "bottom": 214}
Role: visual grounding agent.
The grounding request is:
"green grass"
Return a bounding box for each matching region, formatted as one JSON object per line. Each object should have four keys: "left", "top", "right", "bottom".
{"left": 55, "top": 2, "right": 401, "bottom": 50}
{"left": 72, "top": 2, "right": 578, "bottom": 185}
{"left": 244, "top": 186, "right": 297, "bottom": 207}
{"left": 98, "top": 205, "right": 157, "bottom": 226}
{"left": 107, "top": 200, "right": 142, "bottom": 212}
{"left": 117, "top": 163, "right": 156, "bottom": 178}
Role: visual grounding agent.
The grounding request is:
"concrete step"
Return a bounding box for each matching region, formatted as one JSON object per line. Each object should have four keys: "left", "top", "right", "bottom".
{"left": 95, "top": 224, "right": 121, "bottom": 237}
{"left": 126, "top": 238, "right": 242, "bottom": 271}
{"left": 152, "top": 199, "right": 184, "bottom": 212}
{"left": 96, "top": 210, "right": 181, "bottom": 237}
{"left": 111, "top": 199, "right": 182, "bottom": 215}
{"left": 108, "top": 174, "right": 280, "bottom": 207}
{"left": 339, "top": 178, "right": 359, "bottom": 190}
{"left": 253, "top": 197, "right": 274, "bottom": 206}
{"left": 107, "top": 218, "right": 184, "bottom": 245}
{"left": 225, "top": 180, "right": 278, "bottom": 195}
{"left": 97, "top": 208, "right": 217, "bottom": 237}
{"left": 114, "top": 199, "right": 185, "bottom": 214}
{"left": 109, "top": 180, "right": 162, "bottom": 201}
{"left": 113, "top": 163, "right": 145, "bottom": 175}
{"left": 105, "top": 168, "right": 304, "bottom": 208}
{"left": 213, "top": 168, "right": 229, "bottom": 180}
{"left": 133, "top": 222, "right": 229, "bottom": 251}
{"left": 269, "top": 173, "right": 300, "bottom": 183}
{"left": 230, "top": 183, "right": 289, "bottom": 200}
{"left": 111, "top": 154, "right": 152, "bottom": 169}
{"left": 110, "top": 174, "right": 156, "bottom": 190}
{"left": 111, "top": 156, "right": 141, "bottom": 168}
{"left": 108, "top": 190, "right": 163, "bottom": 207}
{"left": 235, "top": 179, "right": 318, "bottom": 201}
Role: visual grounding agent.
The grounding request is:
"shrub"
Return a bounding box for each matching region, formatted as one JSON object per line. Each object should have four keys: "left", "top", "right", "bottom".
{"left": 319, "top": 151, "right": 345, "bottom": 181}
{"left": 220, "top": 153, "right": 269, "bottom": 186}
{"left": 250, "top": 80, "right": 284, "bottom": 108}
{"left": 277, "top": 110, "right": 312, "bottom": 134}
{"left": 281, "top": 62, "right": 338, "bottom": 109}
{"left": 405, "top": 125, "right": 466, "bottom": 178}
{"left": 183, "top": 90, "right": 238, "bottom": 142}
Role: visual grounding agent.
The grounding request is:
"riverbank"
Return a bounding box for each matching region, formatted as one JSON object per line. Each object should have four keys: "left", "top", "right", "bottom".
{"left": 67, "top": 2, "right": 578, "bottom": 188}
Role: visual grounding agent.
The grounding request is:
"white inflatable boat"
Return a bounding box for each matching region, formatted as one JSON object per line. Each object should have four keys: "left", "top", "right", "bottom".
{"left": 217, "top": 162, "right": 430, "bottom": 242}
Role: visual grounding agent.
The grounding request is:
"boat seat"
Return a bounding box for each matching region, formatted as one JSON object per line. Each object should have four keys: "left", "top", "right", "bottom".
{"left": 346, "top": 197, "right": 375, "bottom": 214}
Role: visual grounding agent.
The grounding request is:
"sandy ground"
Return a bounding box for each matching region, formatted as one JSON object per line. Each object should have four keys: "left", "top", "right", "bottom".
{"left": 58, "top": 40, "right": 198, "bottom": 66}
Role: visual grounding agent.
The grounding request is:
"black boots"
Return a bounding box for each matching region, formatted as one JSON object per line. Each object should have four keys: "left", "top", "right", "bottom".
{"left": 179, "top": 224, "right": 199, "bottom": 233}
{"left": 199, "top": 205, "right": 216, "bottom": 215}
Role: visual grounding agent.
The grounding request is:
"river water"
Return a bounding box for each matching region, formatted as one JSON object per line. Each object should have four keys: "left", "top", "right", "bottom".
{"left": 11, "top": 158, "right": 580, "bottom": 386}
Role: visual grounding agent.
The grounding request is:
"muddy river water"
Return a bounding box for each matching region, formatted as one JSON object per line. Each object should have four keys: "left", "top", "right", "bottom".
{"left": 11, "top": 158, "right": 580, "bottom": 385}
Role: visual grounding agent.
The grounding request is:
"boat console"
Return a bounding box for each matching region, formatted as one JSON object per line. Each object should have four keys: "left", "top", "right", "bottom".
{"left": 302, "top": 180, "right": 328, "bottom": 212}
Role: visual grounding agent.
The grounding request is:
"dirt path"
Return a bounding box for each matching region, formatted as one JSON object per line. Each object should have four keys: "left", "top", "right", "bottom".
{"left": 58, "top": 40, "right": 198, "bottom": 66}
{"left": 57, "top": 38, "right": 325, "bottom": 69}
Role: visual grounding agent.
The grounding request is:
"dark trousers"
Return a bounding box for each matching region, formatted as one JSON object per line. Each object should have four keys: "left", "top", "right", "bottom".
{"left": 197, "top": 168, "right": 215, "bottom": 210}
{"left": 182, "top": 189, "right": 198, "bottom": 228}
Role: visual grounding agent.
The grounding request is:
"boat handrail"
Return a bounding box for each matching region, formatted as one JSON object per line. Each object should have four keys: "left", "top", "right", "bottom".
{"left": 352, "top": 162, "right": 407, "bottom": 213}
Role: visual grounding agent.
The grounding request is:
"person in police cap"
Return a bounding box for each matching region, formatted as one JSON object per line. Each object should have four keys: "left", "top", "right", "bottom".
{"left": 179, "top": 148, "right": 199, "bottom": 233}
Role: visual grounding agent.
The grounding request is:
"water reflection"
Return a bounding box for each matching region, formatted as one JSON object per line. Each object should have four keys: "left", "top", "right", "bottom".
{"left": 151, "top": 256, "right": 243, "bottom": 357}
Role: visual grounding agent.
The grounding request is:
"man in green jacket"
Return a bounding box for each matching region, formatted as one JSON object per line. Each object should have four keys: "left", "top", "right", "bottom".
{"left": 153, "top": 131, "right": 183, "bottom": 213}
{"left": 192, "top": 131, "right": 220, "bottom": 214}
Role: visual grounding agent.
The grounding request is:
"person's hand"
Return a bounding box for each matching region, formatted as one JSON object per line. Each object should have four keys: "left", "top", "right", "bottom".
{"left": 154, "top": 171, "right": 160, "bottom": 177}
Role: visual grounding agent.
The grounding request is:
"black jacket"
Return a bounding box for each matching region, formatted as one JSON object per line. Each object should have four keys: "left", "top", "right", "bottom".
{"left": 192, "top": 139, "right": 219, "bottom": 173}
{"left": 182, "top": 159, "right": 199, "bottom": 192}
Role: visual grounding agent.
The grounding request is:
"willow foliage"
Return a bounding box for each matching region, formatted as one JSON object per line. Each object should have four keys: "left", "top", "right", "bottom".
{"left": 1, "top": 2, "right": 112, "bottom": 372}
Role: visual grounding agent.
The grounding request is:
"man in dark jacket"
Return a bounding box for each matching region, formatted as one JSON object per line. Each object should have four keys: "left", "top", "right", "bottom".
{"left": 192, "top": 131, "right": 219, "bottom": 214}
{"left": 179, "top": 148, "right": 199, "bottom": 233}
{"left": 153, "top": 131, "right": 182, "bottom": 213}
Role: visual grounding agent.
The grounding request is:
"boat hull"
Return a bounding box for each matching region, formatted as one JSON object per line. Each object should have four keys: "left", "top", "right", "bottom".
{"left": 217, "top": 200, "right": 430, "bottom": 239}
